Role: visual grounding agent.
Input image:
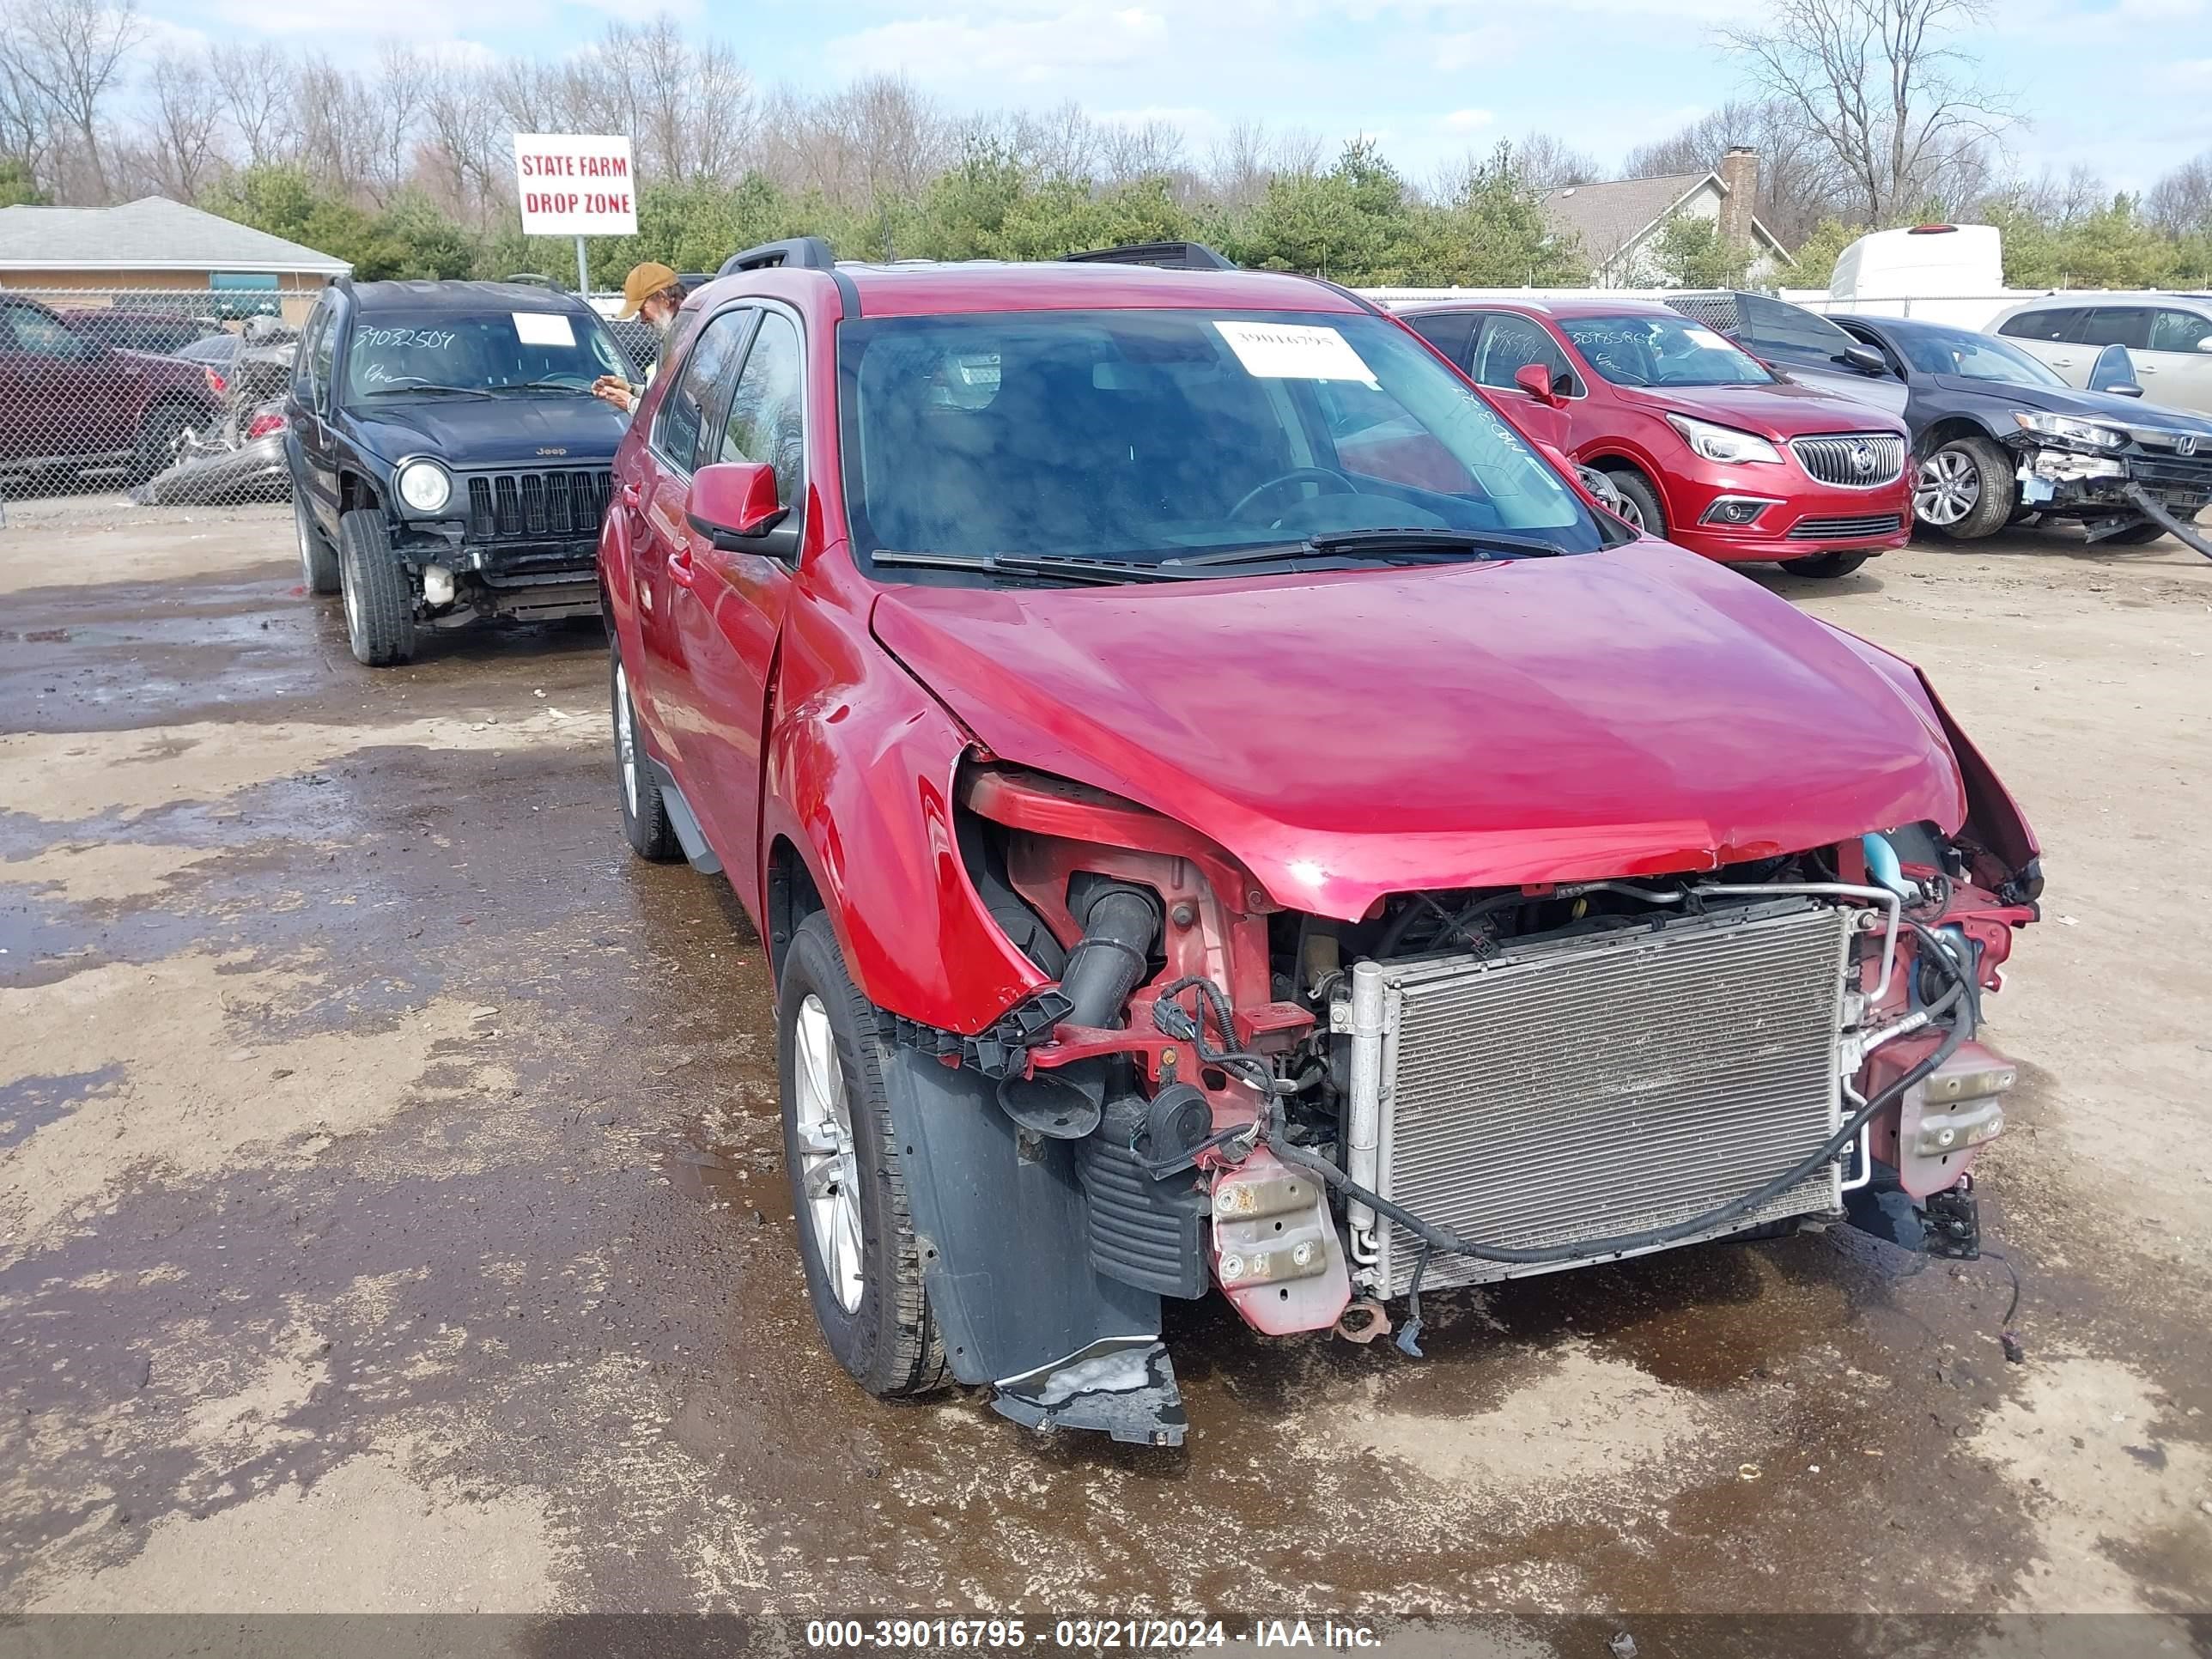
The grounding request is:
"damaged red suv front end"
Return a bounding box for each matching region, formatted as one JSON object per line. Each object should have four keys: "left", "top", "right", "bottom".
{"left": 599, "top": 246, "right": 2040, "bottom": 1450}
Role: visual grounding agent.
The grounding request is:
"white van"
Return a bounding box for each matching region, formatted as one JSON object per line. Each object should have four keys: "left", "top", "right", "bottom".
{"left": 1826, "top": 226, "right": 2011, "bottom": 331}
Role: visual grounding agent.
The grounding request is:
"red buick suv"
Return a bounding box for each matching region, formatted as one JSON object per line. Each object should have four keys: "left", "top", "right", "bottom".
{"left": 1401, "top": 297, "right": 1914, "bottom": 577}
{"left": 599, "top": 240, "right": 2039, "bottom": 1449}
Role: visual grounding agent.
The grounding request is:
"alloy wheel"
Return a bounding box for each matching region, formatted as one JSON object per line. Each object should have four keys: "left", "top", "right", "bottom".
{"left": 1915, "top": 448, "right": 1980, "bottom": 526}
{"left": 793, "top": 994, "right": 864, "bottom": 1314}
{"left": 1612, "top": 493, "right": 1644, "bottom": 531}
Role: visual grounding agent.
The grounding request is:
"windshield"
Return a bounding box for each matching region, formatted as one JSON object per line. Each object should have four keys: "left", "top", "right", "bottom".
{"left": 342, "top": 308, "right": 628, "bottom": 402}
{"left": 1558, "top": 313, "right": 1774, "bottom": 387}
{"left": 836, "top": 308, "right": 1602, "bottom": 574}
{"left": 1890, "top": 325, "right": 2068, "bottom": 388}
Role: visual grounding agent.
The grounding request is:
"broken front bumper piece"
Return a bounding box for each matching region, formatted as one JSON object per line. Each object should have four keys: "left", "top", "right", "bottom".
{"left": 991, "top": 1337, "right": 1188, "bottom": 1447}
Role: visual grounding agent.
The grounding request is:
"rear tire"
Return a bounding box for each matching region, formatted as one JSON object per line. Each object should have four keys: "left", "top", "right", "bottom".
{"left": 611, "top": 650, "right": 679, "bottom": 861}
{"left": 295, "top": 494, "right": 339, "bottom": 595}
{"left": 1607, "top": 468, "right": 1666, "bottom": 538}
{"left": 1779, "top": 550, "right": 1871, "bottom": 579}
{"left": 1913, "top": 437, "right": 2013, "bottom": 541}
{"left": 337, "top": 508, "right": 416, "bottom": 666}
{"left": 778, "top": 911, "right": 948, "bottom": 1400}
{"left": 131, "top": 403, "right": 195, "bottom": 483}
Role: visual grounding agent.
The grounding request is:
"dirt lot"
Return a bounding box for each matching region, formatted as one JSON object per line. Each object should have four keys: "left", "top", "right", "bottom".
{"left": 1, "top": 495, "right": 2209, "bottom": 1641}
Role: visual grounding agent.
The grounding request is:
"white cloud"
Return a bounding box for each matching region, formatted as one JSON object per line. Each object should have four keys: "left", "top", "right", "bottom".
{"left": 1443, "top": 107, "right": 1494, "bottom": 131}
{"left": 831, "top": 4, "right": 1171, "bottom": 87}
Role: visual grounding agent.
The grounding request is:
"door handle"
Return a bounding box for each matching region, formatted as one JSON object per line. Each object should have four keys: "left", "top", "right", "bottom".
{"left": 667, "top": 542, "right": 695, "bottom": 586}
{"left": 620, "top": 483, "right": 641, "bottom": 509}
{"left": 2051, "top": 357, "right": 2073, "bottom": 367}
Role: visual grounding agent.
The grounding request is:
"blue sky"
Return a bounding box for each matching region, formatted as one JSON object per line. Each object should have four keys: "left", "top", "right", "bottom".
{"left": 149, "top": 0, "right": 2192, "bottom": 193}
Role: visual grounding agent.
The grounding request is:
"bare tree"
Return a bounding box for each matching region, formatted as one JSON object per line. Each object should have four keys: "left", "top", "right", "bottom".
{"left": 208, "top": 42, "right": 297, "bottom": 168}
{"left": 365, "top": 44, "right": 429, "bottom": 205}
{"left": 142, "top": 54, "right": 225, "bottom": 201}
{"left": 2148, "top": 151, "right": 2212, "bottom": 233}
{"left": 1097, "top": 117, "right": 1186, "bottom": 186}
{"left": 1723, "top": 0, "right": 2013, "bottom": 226}
{"left": 0, "top": 0, "right": 144, "bottom": 201}
{"left": 1621, "top": 99, "right": 1848, "bottom": 245}
{"left": 1511, "top": 131, "right": 1601, "bottom": 191}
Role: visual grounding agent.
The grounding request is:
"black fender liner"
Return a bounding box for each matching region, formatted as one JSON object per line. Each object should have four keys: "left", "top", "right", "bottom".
{"left": 877, "top": 1047, "right": 1164, "bottom": 1389}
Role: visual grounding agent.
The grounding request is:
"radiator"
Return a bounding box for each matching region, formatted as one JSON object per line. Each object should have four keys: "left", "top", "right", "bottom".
{"left": 1357, "top": 899, "right": 1852, "bottom": 1296}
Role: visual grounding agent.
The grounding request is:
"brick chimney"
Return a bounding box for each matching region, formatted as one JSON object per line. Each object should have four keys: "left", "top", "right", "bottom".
{"left": 1717, "top": 146, "right": 1759, "bottom": 250}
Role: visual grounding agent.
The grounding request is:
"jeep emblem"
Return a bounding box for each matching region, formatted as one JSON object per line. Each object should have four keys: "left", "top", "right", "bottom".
{"left": 538, "top": 447, "right": 568, "bottom": 457}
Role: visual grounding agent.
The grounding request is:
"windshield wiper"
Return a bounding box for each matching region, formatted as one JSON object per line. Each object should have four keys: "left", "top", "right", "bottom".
{"left": 1163, "top": 526, "right": 1565, "bottom": 568}
{"left": 872, "top": 550, "right": 1197, "bottom": 586}
{"left": 504, "top": 379, "right": 596, "bottom": 394}
{"left": 361, "top": 382, "right": 495, "bottom": 398}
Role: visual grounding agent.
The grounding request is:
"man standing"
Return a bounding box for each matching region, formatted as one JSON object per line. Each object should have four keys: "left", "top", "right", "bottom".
{"left": 591, "top": 262, "right": 684, "bottom": 415}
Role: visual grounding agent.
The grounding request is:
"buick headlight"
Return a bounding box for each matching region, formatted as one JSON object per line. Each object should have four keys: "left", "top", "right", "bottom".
{"left": 2014, "top": 410, "right": 2125, "bottom": 450}
{"left": 1665, "top": 413, "right": 1782, "bottom": 465}
{"left": 396, "top": 459, "right": 452, "bottom": 514}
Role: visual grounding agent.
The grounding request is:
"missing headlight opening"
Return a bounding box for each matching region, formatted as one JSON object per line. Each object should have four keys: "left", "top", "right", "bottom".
{"left": 950, "top": 763, "right": 2035, "bottom": 1359}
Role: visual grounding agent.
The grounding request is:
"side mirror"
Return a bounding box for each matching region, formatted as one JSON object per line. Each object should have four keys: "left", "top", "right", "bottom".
{"left": 684, "top": 461, "right": 787, "bottom": 548}
{"left": 1839, "top": 343, "right": 1888, "bottom": 374}
{"left": 2087, "top": 343, "right": 2143, "bottom": 398}
{"left": 1513, "top": 362, "right": 1565, "bottom": 408}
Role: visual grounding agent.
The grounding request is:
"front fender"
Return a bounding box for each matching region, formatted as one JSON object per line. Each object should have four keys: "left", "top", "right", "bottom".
{"left": 762, "top": 552, "right": 1046, "bottom": 1031}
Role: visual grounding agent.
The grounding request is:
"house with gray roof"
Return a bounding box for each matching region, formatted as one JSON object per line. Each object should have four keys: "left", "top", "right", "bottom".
{"left": 1542, "top": 148, "right": 1794, "bottom": 289}
{"left": 0, "top": 197, "right": 348, "bottom": 320}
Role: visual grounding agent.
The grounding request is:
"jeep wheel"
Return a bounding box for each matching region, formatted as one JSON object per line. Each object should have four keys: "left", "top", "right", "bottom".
{"left": 337, "top": 507, "right": 416, "bottom": 666}
{"left": 131, "top": 403, "right": 195, "bottom": 483}
{"left": 1913, "top": 437, "right": 2013, "bottom": 540}
{"left": 611, "top": 651, "right": 679, "bottom": 860}
{"left": 1778, "top": 550, "right": 1870, "bottom": 579}
{"left": 295, "top": 494, "right": 339, "bottom": 595}
{"left": 778, "top": 911, "right": 947, "bottom": 1400}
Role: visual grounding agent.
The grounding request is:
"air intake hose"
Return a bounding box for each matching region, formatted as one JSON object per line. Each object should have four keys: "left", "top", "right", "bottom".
{"left": 997, "top": 879, "right": 1161, "bottom": 1140}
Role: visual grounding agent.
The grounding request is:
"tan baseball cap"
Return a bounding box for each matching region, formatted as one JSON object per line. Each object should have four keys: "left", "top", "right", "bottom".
{"left": 616, "top": 262, "right": 679, "bottom": 319}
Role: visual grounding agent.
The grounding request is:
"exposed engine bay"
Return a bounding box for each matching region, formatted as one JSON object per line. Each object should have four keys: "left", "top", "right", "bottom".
{"left": 908, "top": 761, "right": 2040, "bottom": 1443}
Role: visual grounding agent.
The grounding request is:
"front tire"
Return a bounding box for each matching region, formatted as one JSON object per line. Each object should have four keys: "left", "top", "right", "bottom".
{"left": 611, "top": 651, "right": 679, "bottom": 861}
{"left": 778, "top": 911, "right": 948, "bottom": 1400}
{"left": 2104, "top": 519, "right": 2170, "bottom": 547}
{"left": 337, "top": 508, "right": 416, "bottom": 666}
{"left": 295, "top": 494, "right": 339, "bottom": 595}
{"left": 1779, "top": 550, "right": 1871, "bottom": 579}
{"left": 1607, "top": 468, "right": 1666, "bottom": 538}
{"left": 1914, "top": 437, "right": 2013, "bottom": 540}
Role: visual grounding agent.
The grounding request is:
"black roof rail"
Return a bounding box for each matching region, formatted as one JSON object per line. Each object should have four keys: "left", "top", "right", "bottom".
{"left": 719, "top": 237, "right": 839, "bottom": 276}
{"left": 1062, "top": 240, "right": 1237, "bottom": 270}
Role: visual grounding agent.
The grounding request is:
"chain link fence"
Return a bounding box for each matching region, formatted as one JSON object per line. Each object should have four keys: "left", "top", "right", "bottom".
{"left": 0, "top": 286, "right": 312, "bottom": 515}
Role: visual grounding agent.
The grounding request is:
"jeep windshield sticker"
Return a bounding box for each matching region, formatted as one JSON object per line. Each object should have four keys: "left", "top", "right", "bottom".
{"left": 513, "top": 311, "right": 575, "bottom": 349}
{"left": 1212, "top": 320, "right": 1378, "bottom": 386}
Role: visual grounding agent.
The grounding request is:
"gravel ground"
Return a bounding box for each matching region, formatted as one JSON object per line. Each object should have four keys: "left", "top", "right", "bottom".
{"left": 0, "top": 497, "right": 2208, "bottom": 1645}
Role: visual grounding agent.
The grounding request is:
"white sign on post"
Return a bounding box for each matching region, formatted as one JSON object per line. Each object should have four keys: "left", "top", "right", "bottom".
{"left": 513, "top": 133, "right": 639, "bottom": 236}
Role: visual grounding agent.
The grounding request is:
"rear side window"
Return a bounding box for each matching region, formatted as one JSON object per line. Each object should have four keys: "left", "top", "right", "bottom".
{"left": 1997, "top": 307, "right": 2086, "bottom": 343}
{"left": 653, "top": 308, "right": 752, "bottom": 473}
{"left": 2148, "top": 308, "right": 2212, "bottom": 354}
{"left": 714, "top": 311, "right": 805, "bottom": 506}
{"left": 1470, "top": 313, "right": 1574, "bottom": 391}
{"left": 308, "top": 310, "right": 337, "bottom": 402}
{"left": 1404, "top": 311, "right": 1476, "bottom": 369}
{"left": 2080, "top": 307, "right": 2151, "bottom": 349}
{"left": 1738, "top": 293, "right": 1859, "bottom": 358}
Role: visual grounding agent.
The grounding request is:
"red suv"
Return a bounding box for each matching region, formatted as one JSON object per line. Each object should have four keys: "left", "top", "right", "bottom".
{"left": 1403, "top": 298, "right": 1913, "bottom": 577}
{"left": 601, "top": 240, "right": 2039, "bottom": 1449}
{"left": 0, "top": 295, "right": 220, "bottom": 483}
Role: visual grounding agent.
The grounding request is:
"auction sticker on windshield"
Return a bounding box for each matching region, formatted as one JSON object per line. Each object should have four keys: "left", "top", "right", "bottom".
{"left": 514, "top": 312, "right": 576, "bottom": 348}
{"left": 1214, "top": 320, "right": 1377, "bottom": 384}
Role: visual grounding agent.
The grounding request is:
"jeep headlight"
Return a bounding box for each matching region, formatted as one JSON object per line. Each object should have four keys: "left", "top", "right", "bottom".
{"left": 396, "top": 459, "right": 452, "bottom": 514}
{"left": 1664, "top": 413, "right": 1782, "bottom": 465}
{"left": 2014, "top": 410, "right": 2125, "bottom": 450}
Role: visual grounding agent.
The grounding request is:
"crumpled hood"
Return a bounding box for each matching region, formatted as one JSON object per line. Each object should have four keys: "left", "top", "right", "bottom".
{"left": 871, "top": 541, "right": 1967, "bottom": 921}
{"left": 350, "top": 394, "right": 625, "bottom": 466}
{"left": 1965, "top": 379, "right": 2212, "bottom": 433}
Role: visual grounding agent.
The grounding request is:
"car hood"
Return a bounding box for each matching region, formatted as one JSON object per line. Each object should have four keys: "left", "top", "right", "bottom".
{"left": 1616, "top": 378, "right": 1901, "bottom": 438}
{"left": 347, "top": 395, "right": 625, "bottom": 465}
{"left": 1942, "top": 378, "right": 2212, "bottom": 434}
{"left": 870, "top": 541, "right": 1966, "bottom": 921}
